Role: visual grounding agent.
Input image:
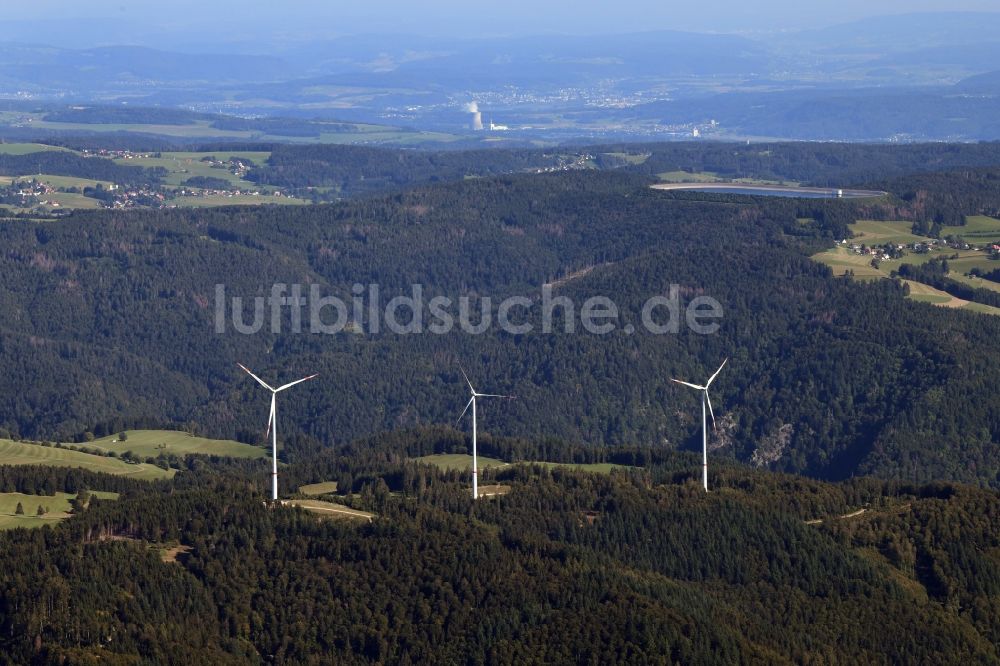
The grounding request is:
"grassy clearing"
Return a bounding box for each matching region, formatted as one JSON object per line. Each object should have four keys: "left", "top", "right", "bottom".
{"left": 902, "top": 280, "right": 960, "bottom": 305}
{"left": 413, "top": 454, "right": 631, "bottom": 475}
{"left": 961, "top": 301, "right": 1000, "bottom": 315}
{"left": 160, "top": 544, "right": 193, "bottom": 563}
{"left": 19, "top": 115, "right": 463, "bottom": 145}
{"left": 943, "top": 215, "right": 1000, "bottom": 240}
{"left": 165, "top": 150, "right": 271, "bottom": 165}
{"left": 812, "top": 246, "right": 886, "bottom": 279}
{"left": 0, "top": 490, "right": 118, "bottom": 530}
{"left": 115, "top": 152, "right": 260, "bottom": 188}
{"left": 521, "top": 461, "right": 633, "bottom": 474}
{"left": 284, "top": 499, "right": 374, "bottom": 522}
{"left": 87, "top": 430, "right": 266, "bottom": 460}
{"left": 34, "top": 174, "right": 114, "bottom": 189}
{"left": 947, "top": 268, "right": 1000, "bottom": 294}
{"left": 604, "top": 152, "right": 651, "bottom": 165}
{"left": 656, "top": 170, "right": 724, "bottom": 183}
{"left": 413, "top": 454, "right": 508, "bottom": 471}
{"left": 812, "top": 219, "right": 1000, "bottom": 315}
{"left": 0, "top": 440, "right": 173, "bottom": 479}
{"left": 299, "top": 481, "right": 339, "bottom": 496}
{"left": 32, "top": 119, "right": 254, "bottom": 139}
{"left": 41, "top": 192, "right": 103, "bottom": 210}
{"left": 0, "top": 143, "right": 70, "bottom": 155}
{"left": 849, "top": 220, "right": 928, "bottom": 244}
{"left": 655, "top": 170, "right": 793, "bottom": 185}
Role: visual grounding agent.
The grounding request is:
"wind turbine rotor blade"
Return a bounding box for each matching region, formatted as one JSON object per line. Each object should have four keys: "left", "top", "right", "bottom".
{"left": 671, "top": 378, "right": 705, "bottom": 391}
{"left": 476, "top": 393, "right": 514, "bottom": 399}
{"left": 457, "top": 396, "right": 475, "bottom": 424}
{"left": 706, "top": 358, "right": 728, "bottom": 388}
{"left": 264, "top": 398, "right": 275, "bottom": 439}
{"left": 458, "top": 365, "right": 475, "bottom": 394}
{"left": 705, "top": 390, "right": 717, "bottom": 430}
{"left": 276, "top": 373, "right": 319, "bottom": 392}
{"left": 238, "top": 363, "right": 275, "bottom": 391}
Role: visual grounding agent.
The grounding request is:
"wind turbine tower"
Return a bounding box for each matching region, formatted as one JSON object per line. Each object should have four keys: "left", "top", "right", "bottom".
{"left": 238, "top": 363, "right": 318, "bottom": 501}
{"left": 672, "top": 359, "right": 727, "bottom": 491}
{"left": 457, "top": 367, "right": 512, "bottom": 499}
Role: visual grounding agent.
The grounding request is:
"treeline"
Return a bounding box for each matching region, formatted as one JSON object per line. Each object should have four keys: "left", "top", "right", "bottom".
{"left": 0, "top": 152, "right": 165, "bottom": 186}
{"left": 1, "top": 166, "right": 1000, "bottom": 487}
{"left": 208, "top": 116, "right": 358, "bottom": 137}
{"left": 608, "top": 141, "right": 1000, "bottom": 187}
{"left": 0, "top": 449, "right": 997, "bottom": 662}
{"left": 976, "top": 266, "right": 1000, "bottom": 283}
{"left": 41, "top": 106, "right": 209, "bottom": 126}
{"left": 896, "top": 259, "right": 1000, "bottom": 308}
{"left": 182, "top": 175, "right": 235, "bottom": 189}
{"left": 0, "top": 465, "right": 154, "bottom": 496}
{"left": 244, "top": 143, "right": 574, "bottom": 194}
{"left": 876, "top": 167, "right": 1000, "bottom": 230}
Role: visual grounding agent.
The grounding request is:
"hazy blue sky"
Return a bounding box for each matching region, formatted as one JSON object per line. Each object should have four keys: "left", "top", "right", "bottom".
{"left": 13, "top": 0, "right": 1000, "bottom": 38}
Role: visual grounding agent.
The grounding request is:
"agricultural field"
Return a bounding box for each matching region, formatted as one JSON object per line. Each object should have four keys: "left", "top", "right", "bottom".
{"left": 86, "top": 430, "right": 267, "bottom": 459}
{"left": 113, "top": 151, "right": 268, "bottom": 188}
{"left": 901, "top": 280, "right": 962, "bottom": 306}
{"left": 812, "top": 218, "right": 1000, "bottom": 314}
{"left": 942, "top": 215, "right": 1000, "bottom": 241}
{"left": 848, "top": 219, "right": 929, "bottom": 245}
{"left": 656, "top": 170, "right": 726, "bottom": 183}
{"left": 0, "top": 440, "right": 173, "bottom": 479}
{"left": 0, "top": 490, "right": 118, "bottom": 530}
{"left": 0, "top": 142, "right": 71, "bottom": 155}
{"left": 0, "top": 144, "right": 313, "bottom": 213}
{"left": 40, "top": 191, "right": 104, "bottom": 209}
{"left": 3, "top": 111, "right": 463, "bottom": 146}
{"left": 413, "top": 454, "right": 508, "bottom": 471}
{"left": 811, "top": 245, "right": 886, "bottom": 280}
{"left": 26, "top": 174, "right": 113, "bottom": 190}
{"left": 656, "top": 170, "right": 792, "bottom": 185}
{"left": 604, "top": 151, "right": 651, "bottom": 165}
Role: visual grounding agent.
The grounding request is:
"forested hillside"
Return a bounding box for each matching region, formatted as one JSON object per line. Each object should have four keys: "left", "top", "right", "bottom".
{"left": 0, "top": 151, "right": 165, "bottom": 186}
{"left": 0, "top": 152, "right": 999, "bottom": 486}
{"left": 2, "top": 140, "right": 1000, "bottom": 663}
{"left": 0, "top": 439, "right": 997, "bottom": 663}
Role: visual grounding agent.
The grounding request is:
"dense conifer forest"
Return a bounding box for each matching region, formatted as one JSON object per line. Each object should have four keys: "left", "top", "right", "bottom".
{"left": 1, "top": 144, "right": 999, "bottom": 485}
{"left": 1, "top": 140, "right": 1000, "bottom": 662}
{"left": 0, "top": 438, "right": 998, "bottom": 663}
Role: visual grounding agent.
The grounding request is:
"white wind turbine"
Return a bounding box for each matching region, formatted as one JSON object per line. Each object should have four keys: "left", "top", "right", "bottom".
{"left": 672, "top": 358, "right": 727, "bottom": 492}
{"left": 457, "top": 367, "right": 513, "bottom": 499}
{"left": 238, "top": 363, "right": 318, "bottom": 501}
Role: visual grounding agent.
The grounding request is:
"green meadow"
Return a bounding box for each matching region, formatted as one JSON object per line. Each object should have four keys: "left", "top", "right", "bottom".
{"left": 299, "top": 481, "right": 339, "bottom": 496}
{"left": 0, "top": 490, "right": 118, "bottom": 530}
{"left": 0, "top": 440, "right": 173, "bottom": 480}
{"left": 413, "top": 454, "right": 508, "bottom": 471}
{"left": 0, "top": 143, "right": 71, "bottom": 155}
{"left": 86, "top": 430, "right": 267, "bottom": 459}
{"left": 413, "top": 454, "right": 631, "bottom": 475}
{"left": 114, "top": 151, "right": 265, "bottom": 188}
{"left": 812, "top": 218, "right": 1000, "bottom": 315}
